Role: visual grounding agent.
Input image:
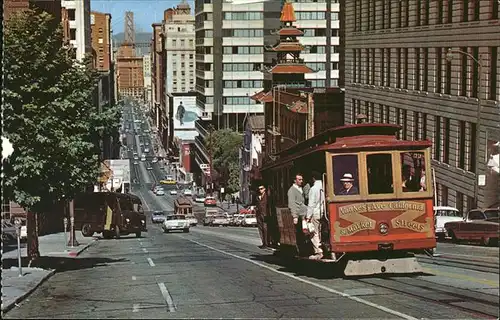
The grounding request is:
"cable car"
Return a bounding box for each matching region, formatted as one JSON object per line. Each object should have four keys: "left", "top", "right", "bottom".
{"left": 262, "top": 123, "right": 436, "bottom": 276}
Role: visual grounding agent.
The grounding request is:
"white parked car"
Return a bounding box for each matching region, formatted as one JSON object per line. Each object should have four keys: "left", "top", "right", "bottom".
{"left": 183, "top": 189, "right": 193, "bottom": 196}
{"left": 170, "top": 189, "right": 178, "bottom": 195}
{"left": 133, "top": 161, "right": 139, "bottom": 165}
{"left": 144, "top": 148, "right": 150, "bottom": 153}
{"left": 211, "top": 215, "right": 230, "bottom": 227}
{"left": 162, "top": 215, "right": 190, "bottom": 233}
{"left": 152, "top": 157, "right": 158, "bottom": 163}
{"left": 434, "top": 206, "right": 463, "bottom": 239}
{"left": 242, "top": 214, "right": 257, "bottom": 227}
{"left": 195, "top": 195, "right": 206, "bottom": 203}
{"left": 141, "top": 155, "right": 146, "bottom": 161}
{"left": 186, "top": 215, "right": 198, "bottom": 226}
{"left": 156, "top": 189, "right": 165, "bottom": 196}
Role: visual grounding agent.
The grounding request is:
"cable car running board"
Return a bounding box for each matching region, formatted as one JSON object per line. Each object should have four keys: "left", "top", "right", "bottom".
{"left": 343, "top": 257, "right": 423, "bottom": 277}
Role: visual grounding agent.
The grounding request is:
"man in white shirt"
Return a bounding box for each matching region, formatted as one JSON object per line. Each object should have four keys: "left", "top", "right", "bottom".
{"left": 305, "top": 171, "right": 324, "bottom": 259}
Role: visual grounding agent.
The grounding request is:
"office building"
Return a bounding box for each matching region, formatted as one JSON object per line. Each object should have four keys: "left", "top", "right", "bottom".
{"left": 164, "top": 1, "right": 196, "bottom": 94}
{"left": 143, "top": 54, "right": 152, "bottom": 106}
{"left": 194, "top": 0, "right": 282, "bottom": 129}
{"left": 344, "top": 0, "right": 500, "bottom": 210}
{"left": 290, "top": 0, "right": 341, "bottom": 89}
{"left": 62, "top": 0, "right": 92, "bottom": 61}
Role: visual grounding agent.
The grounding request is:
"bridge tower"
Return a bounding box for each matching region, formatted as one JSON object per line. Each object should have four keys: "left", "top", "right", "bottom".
{"left": 124, "top": 11, "right": 135, "bottom": 45}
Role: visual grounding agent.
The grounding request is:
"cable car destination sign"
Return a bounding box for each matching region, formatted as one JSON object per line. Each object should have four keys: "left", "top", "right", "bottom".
{"left": 334, "top": 201, "right": 431, "bottom": 241}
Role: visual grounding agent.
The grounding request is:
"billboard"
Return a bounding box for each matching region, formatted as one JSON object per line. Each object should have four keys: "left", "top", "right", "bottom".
{"left": 173, "top": 96, "right": 199, "bottom": 130}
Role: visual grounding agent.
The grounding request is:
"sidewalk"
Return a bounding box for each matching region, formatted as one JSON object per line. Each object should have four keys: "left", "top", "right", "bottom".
{"left": 1, "top": 232, "right": 97, "bottom": 313}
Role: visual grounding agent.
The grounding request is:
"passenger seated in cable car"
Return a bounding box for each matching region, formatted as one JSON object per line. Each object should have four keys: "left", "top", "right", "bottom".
{"left": 338, "top": 173, "right": 359, "bottom": 195}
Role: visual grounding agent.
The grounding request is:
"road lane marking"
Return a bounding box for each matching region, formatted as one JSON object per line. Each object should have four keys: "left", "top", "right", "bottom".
{"left": 143, "top": 248, "right": 148, "bottom": 253}
{"left": 158, "top": 282, "right": 176, "bottom": 312}
{"left": 133, "top": 304, "right": 140, "bottom": 312}
{"left": 147, "top": 257, "right": 156, "bottom": 267}
{"left": 422, "top": 267, "right": 499, "bottom": 287}
{"left": 136, "top": 191, "right": 151, "bottom": 212}
{"left": 187, "top": 239, "right": 417, "bottom": 320}
{"left": 132, "top": 276, "right": 137, "bottom": 281}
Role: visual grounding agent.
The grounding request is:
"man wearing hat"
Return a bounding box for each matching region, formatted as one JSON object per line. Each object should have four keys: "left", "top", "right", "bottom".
{"left": 339, "top": 173, "right": 359, "bottom": 195}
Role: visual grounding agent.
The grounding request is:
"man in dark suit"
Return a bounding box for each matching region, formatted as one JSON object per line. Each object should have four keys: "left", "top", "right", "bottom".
{"left": 338, "top": 173, "right": 359, "bottom": 195}
{"left": 256, "top": 184, "right": 269, "bottom": 249}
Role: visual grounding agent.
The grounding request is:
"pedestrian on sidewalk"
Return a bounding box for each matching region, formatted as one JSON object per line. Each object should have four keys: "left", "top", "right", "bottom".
{"left": 256, "top": 184, "right": 269, "bottom": 249}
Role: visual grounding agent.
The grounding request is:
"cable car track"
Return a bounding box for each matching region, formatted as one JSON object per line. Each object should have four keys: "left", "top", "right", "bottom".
{"left": 180, "top": 232, "right": 499, "bottom": 319}
{"left": 353, "top": 276, "right": 499, "bottom": 319}
{"left": 417, "top": 254, "right": 499, "bottom": 274}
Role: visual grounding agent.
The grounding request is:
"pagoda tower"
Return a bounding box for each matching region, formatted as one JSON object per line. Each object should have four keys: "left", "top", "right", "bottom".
{"left": 251, "top": 0, "right": 317, "bottom": 161}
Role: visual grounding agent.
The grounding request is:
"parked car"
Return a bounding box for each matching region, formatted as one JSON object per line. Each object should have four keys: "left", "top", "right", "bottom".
{"left": 170, "top": 189, "right": 178, "bottom": 195}
{"left": 152, "top": 157, "right": 158, "bottom": 163}
{"left": 147, "top": 165, "right": 153, "bottom": 170}
{"left": 151, "top": 211, "right": 166, "bottom": 224}
{"left": 204, "top": 196, "right": 217, "bottom": 207}
{"left": 186, "top": 215, "right": 198, "bottom": 226}
{"left": 211, "top": 215, "right": 230, "bottom": 227}
{"left": 444, "top": 208, "right": 499, "bottom": 246}
{"left": 133, "top": 161, "right": 139, "bottom": 165}
{"left": 241, "top": 214, "right": 257, "bottom": 227}
{"left": 156, "top": 188, "right": 165, "bottom": 196}
{"left": 162, "top": 215, "right": 190, "bottom": 233}
{"left": 194, "top": 194, "right": 206, "bottom": 203}
{"left": 183, "top": 189, "right": 193, "bottom": 196}
{"left": 144, "top": 148, "right": 150, "bottom": 153}
{"left": 434, "top": 206, "right": 463, "bottom": 240}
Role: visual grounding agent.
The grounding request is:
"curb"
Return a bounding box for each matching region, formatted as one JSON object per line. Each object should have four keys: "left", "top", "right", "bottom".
{"left": 1, "top": 269, "right": 56, "bottom": 314}
{"left": 68, "top": 238, "right": 98, "bottom": 257}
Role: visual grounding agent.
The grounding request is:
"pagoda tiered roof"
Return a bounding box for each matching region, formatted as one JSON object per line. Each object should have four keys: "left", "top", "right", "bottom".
{"left": 275, "top": 27, "right": 304, "bottom": 36}
{"left": 268, "top": 64, "right": 314, "bottom": 74}
{"left": 268, "top": 42, "right": 304, "bottom": 52}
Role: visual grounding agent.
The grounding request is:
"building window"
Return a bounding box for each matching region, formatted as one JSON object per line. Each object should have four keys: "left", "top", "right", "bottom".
{"left": 68, "top": 9, "right": 76, "bottom": 21}
{"left": 493, "top": 0, "right": 499, "bottom": 19}
{"left": 365, "top": 49, "right": 370, "bottom": 84}
{"left": 489, "top": 47, "right": 498, "bottom": 100}
{"left": 403, "top": 48, "right": 408, "bottom": 88}
{"left": 70, "top": 28, "right": 76, "bottom": 40}
{"left": 371, "top": 49, "right": 375, "bottom": 85}
{"left": 414, "top": 111, "right": 420, "bottom": 140}
{"left": 381, "top": 0, "right": 385, "bottom": 29}
{"left": 445, "top": 55, "right": 452, "bottom": 94}
{"left": 458, "top": 120, "right": 466, "bottom": 169}
{"left": 460, "top": 47, "right": 468, "bottom": 96}
{"left": 446, "top": 0, "right": 453, "bottom": 23}
{"left": 416, "top": 1, "right": 421, "bottom": 26}
{"left": 456, "top": 191, "right": 464, "bottom": 213}
{"left": 396, "top": 48, "right": 401, "bottom": 88}
{"left": 423, "top": 48, "right": 428, "bottom": 91}
{"left": 415, "top": 48, "right": 421, "bottom": 90}
{"left": 423, "top": 0, "right": 430, "bottom": 25}
{"left": 472, "top": 47, "right": 479, "bottom": 98}
{"left": 380, "top": 48, "right": 385, "bottom": 86}
{"left": 353, "top": 49, "right": 357, "bottom": 82}
{"left": 351, "top": 99, "right": 356, "bottom": 124}
{"left": 402, "top": 109, "right": 407, "bottom": 140}
{"left": 436, "top": 47, "right": 442, "bottom": 93}
{"left": 469, "top": 122, "right": 477, "bottom": 173}
{"left": 422, "top": 113, "right": 427, "bottom": 140}
{"left": 462, "top": 0, "right": 469, "bottom": 22}
{"left": 434, "top": 115, "right": 441, "bottom": 160}
{"left": 443, "top": 117, "right": 450, "bottom": 164}
{"left": 386, "top": 48, "right": 391, "bottom": 87}
{"left": 437, "top": 0, "right": 443, "bottom": 24}
{"left": 441, "top": 185, "right": 449, "bottom": 206}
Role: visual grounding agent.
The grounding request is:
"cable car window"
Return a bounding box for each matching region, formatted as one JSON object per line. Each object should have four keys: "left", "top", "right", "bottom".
{"left": 400, "top": 152, "right": 426, "bottom": 192}
{"left": 367, "top": 154, "right": 394, "bottom": 194}
{"left": 332, "top": 154, "right": 359, "bottom": 195}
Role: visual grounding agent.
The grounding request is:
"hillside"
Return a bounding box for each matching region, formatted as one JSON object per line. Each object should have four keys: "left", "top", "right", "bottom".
{"left": 113, "top": 32, "right": 152, "bottom": 56}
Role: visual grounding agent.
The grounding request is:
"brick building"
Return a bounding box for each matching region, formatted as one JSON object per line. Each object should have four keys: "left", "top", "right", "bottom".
{"left": 116, "top": 44, "right": 145, "bottom": 99}
{"left": 344, "top": 0, "right": 500, "bottom": 210}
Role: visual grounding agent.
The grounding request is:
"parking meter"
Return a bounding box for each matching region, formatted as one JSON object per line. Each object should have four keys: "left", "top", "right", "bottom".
{"left": 14, "top": 219, "right": 23, "bottom": 276}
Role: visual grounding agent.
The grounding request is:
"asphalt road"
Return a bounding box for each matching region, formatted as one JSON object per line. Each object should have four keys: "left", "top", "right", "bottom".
{"left": 5, "top": 102, "right": 499, "bottom": 319}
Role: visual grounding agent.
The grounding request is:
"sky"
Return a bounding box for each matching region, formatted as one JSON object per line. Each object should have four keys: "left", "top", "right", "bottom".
{"left": 91, "top": 0, "right": 194, "bottom": 34}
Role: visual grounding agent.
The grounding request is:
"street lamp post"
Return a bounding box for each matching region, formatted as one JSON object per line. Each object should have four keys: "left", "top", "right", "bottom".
{"left": 446, "top": 48, "right": 483, "bottom": 208}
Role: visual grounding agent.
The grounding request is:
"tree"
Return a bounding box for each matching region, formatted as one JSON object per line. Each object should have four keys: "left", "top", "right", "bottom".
{"left": 207, "top": 129, "right": 243, "bottom": 194}
{"left": 2, "top": 10, "right": 119, "bottom": 261}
